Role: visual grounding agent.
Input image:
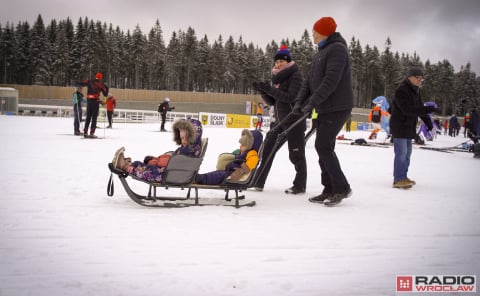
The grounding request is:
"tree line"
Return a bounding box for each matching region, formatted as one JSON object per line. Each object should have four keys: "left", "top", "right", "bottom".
{"left": 1, "top": 14, "right": 479, "bottom": 116}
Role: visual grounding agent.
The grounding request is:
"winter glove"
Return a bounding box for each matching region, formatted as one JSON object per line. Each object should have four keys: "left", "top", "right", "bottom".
{"left": 230, "top": 163, "right": 250, "bottom": 181}
{"left": 301, "top": 103, "right": 314, "bottom": 115}
{"left": 257, "top": 82, "right": 271, "bottom": 93}
{"left": 292, "top": 101, "right": 303, "bottom": 115}
{"left": 424, "top": 105, "right": 437, "bottom": 114}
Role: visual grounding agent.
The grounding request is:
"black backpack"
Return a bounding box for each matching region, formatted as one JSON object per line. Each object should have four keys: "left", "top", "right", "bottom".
{"left": 371, "top": 109, "right": 381, "bottom": 123}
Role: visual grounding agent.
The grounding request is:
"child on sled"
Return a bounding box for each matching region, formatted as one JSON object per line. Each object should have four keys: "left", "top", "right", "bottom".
{"left": 195, "top": 129, "right": 259, "bottom": 185}
{"left": 112, "top": 118, "right": 202, "bottom": 182}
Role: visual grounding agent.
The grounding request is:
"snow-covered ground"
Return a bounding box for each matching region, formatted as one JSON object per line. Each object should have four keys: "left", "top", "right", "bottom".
{"left": 0, "top": 115, "right": 478, "bottom": 296}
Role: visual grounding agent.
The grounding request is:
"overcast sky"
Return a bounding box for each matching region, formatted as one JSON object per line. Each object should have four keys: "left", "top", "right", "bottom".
{"left": 1, "top": 0, "right": 479, "bottom": 74}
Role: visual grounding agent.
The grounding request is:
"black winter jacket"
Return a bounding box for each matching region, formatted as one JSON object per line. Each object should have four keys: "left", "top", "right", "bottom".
{"left": 261, "top": 62, "right": 303, "bottom": 127}
{"left": 296, "top": 32, "right": 353, "bottom": 114}
{"left": 390, "top": 78, "right": 432, "bottom": 139}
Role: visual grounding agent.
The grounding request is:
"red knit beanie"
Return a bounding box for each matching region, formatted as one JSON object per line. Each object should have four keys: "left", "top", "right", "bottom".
{"left": 313, "top": 17, "right": 337, "bottom": 36}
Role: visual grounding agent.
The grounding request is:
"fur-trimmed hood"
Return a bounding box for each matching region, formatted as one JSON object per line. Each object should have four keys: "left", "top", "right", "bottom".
{"left": 172, "top": 119, "right": 197, "bottom": 145}
{"left": 238, "top": 129, "right": 254, "bottom": 150}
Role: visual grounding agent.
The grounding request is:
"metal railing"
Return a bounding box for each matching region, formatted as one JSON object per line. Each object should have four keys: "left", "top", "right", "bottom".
{"left": 17, "top": 104, "right": 198, "bottom": 123}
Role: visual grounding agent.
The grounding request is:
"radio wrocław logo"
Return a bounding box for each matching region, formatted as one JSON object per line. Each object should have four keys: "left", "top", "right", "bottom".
{"left": 396, "top": 275, "right": 476, "bottom": 293}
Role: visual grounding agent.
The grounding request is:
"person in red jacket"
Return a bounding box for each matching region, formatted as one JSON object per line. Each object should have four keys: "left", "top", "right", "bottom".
{"left": 105, "top": 93, "right": 117, "bottom": 128}
{"left": 76, "top": 72, "right": 108, "bottom": 138}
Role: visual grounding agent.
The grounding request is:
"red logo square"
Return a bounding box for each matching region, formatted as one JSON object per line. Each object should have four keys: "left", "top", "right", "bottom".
{"left": 397, "top": 276, "right": 413, "bottom": 292}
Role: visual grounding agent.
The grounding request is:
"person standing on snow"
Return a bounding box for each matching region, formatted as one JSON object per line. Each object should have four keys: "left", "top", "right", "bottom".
{"left": 292, "top": 16, "right": 354, "bottom": 206}
{"left": 255, "top": 102, "right": 264, "bottom": 131}
{"left": 368, "top": 104, "right": 389, "bottom": 139}
{"left": 105, "top": 93, "right": 117, "bottom": 128}
{"left": 158, "top": 97, "right": 175, "bottom": 132}
{"left": 252, "top": 45, "right": 307, "bottom": 195}
{"left": 76, "top": 72, "right": 109, "bottom": 138}
{"left": 73, "top": 87, "right": 86, "bottom": 136}
{"left": 389, "top": 67, "right": 435, "bottom": 189}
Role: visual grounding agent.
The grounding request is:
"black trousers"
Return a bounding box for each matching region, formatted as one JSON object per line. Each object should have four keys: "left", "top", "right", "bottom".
{"left": 255, "top": 115, "right": 307, "bottom": 189}
{"left": 107, "top": 111, "right": 113, "bottom": 126}
{"left": 160, "top": 113, "right": 167, "bottom": 130}
{"left": 84, "top": 99, "right": 99, "bottom": 134}
{"left": 314, "top": 109, "right": 351, "bottom": 194}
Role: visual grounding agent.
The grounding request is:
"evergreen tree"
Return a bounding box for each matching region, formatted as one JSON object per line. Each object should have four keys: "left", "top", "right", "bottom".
{"left": 195, "top": 34, "right": 212, "bottom": 92}
{"left": 30, "top": 14, "right": 50, "bottom": 84}
{"left": 210, "top": 35, "right": 225, "bottom": 92}
{"left": 146, "top": 20, "right": 166, "bottom": 90}
{"left": 455, "top": 63, "right": 479, "bottom": 114}
{"left": 165, "top": 31, "right": 181, "bottom": 90}
{"left": 379, "top": 37, "right": 400, "bottom": 102}
{"left": 1, "top": 23, "right": 16, "bottom": 83}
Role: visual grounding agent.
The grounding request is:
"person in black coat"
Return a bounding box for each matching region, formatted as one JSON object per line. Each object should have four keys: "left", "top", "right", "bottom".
{"left": 252, "top": 45, "right": 307, "bottom": 194}
{"left": 158, "top": 97, "right": 175, "bottom": 131}
{"left": 389, "top": 67, "right": 435, "bottom": 189}
{"left": 293, "top": 16, "right": 353, "bottom": 206}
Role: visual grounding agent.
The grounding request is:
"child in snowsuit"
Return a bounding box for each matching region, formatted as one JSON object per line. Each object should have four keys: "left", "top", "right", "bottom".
{"left": 256, "top": 102, "right": 264, "bottom": 131}
{"left": 105, "top": 93, "right": 117, "bottom": 128}
{"left": 72, "top": 87, "right": 86, "bottom": 135}
{"left": 112, "top": 119, "right": 202, "bottom": 183}
{"left": 195, "top": 129, "right": 259, "bottom": 185}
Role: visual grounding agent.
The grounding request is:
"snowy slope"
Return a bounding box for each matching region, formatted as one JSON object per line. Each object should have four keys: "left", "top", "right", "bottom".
{"left": 0, "top": 115, "right": 478, "bottom": 296}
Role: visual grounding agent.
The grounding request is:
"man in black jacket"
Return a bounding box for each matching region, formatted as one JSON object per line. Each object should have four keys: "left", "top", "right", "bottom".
{"left": 293, "top": 16, "right": 353, "bottom": 206}
{"left": 389, "top": 67, "right": 435, "bottom": 189}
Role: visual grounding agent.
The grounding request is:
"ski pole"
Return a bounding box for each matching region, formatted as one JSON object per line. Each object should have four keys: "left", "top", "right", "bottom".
{"left": 103, "top": 102, "right": 106, "bottom": 139}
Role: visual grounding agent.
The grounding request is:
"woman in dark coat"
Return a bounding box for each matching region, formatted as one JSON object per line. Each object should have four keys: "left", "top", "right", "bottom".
{"left": 253, "top": 45, "right": 307, "bottom": 194}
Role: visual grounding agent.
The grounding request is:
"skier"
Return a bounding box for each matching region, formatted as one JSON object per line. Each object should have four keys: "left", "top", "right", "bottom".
{"left": 158, "top": 97, "right": 175, "bottom": 132}
{"left": 255, "top": 102, "right": 264, "bottom": 131}
{"left": 72, "top": 87, "right": 86, "bottom": 136}
{"left": 76, "top": 72, "right": 108, "bottom": 138}
{"left": 105, "top": 93, "right": 117, "bottom": 128}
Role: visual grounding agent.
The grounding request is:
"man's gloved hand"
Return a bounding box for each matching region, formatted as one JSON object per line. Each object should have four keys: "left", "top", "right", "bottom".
{"left": 301, "top": 103, "right": 314, "bottom": 115}
{"left": 292, "top": 101, "right": 303, "bottom": 115}
{"left": 257, "top": 82, "right": 271, "bottom": 93}
{"left": 424, "top": 105, "right": 437, "bottom": 114}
